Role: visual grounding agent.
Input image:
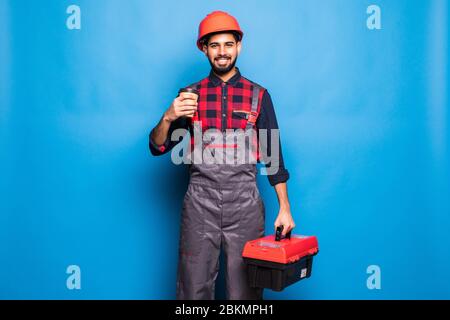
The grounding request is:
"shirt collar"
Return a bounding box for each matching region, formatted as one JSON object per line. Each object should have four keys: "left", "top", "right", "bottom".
{"left": 208, "top": 67, "right": 241, "bottom": 87}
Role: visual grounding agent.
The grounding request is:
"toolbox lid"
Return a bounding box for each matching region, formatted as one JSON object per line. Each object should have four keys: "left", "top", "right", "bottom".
{"left": 242, "top": 234, "right": 319, "bottom": 264}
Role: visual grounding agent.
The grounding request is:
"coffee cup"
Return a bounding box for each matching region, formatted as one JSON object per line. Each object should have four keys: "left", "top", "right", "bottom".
{"left": 178, "top": 87, "right": 199, "bottom": 118}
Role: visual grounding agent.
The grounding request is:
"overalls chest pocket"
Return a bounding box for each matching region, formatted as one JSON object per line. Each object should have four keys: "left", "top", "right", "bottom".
{"left": 231, "top": 109, "right": 251, "bottom": 130}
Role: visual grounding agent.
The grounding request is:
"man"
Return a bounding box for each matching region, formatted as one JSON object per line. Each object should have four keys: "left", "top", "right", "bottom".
{"left": 149, "top": 11, "right": 295, "bottom": 300}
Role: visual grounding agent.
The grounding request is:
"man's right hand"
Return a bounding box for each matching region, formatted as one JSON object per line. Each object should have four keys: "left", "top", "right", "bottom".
{"left": 164, "top": 92, "right": 198, "bottom": 122}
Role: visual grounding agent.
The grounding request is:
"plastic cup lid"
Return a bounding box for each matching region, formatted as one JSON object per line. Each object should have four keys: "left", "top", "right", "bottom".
{"left": 178, "top": 87, "right": 199, "bottom": 95}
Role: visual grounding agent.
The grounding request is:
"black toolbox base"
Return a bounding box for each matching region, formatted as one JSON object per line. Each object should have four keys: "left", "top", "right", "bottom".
{"left": 243, "top": 255, "right": 315, "bottom": 291}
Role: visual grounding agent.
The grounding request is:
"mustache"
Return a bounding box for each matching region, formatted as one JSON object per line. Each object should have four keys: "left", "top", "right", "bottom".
{"left": 215, "top": 55, "right": 231, "bottom": 60}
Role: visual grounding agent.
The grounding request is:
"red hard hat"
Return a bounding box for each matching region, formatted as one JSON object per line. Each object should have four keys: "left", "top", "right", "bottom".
{"left": 197, "top": 11, "right": 244, "bottom": 51}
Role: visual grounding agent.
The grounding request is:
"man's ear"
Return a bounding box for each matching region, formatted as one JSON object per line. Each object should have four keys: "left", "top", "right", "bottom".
{"left": 202, "top": 44, "right": 208, "bottom": 55}
{"left": 236, "top": 41, "right": 242, "bottom": 55}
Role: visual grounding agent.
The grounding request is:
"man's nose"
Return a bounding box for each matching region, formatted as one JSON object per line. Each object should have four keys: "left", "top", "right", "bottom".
{"left": 219, "top": 45, "right": 226, "bottom": 55}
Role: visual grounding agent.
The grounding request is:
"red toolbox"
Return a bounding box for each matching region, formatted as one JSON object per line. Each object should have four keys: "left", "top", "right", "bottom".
{"left": 242, "top": 226, "right": 319, "bottom": 291}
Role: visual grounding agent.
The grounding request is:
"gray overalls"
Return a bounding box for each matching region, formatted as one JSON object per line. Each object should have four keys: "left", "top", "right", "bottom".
{"left": 176, "top": 86, "right": 265, "bottom": 300}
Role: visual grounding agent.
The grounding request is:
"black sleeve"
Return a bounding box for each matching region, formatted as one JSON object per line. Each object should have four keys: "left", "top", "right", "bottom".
{"left": 148, "top": 116, "right": 189, "bottom": 156}
{"left": 256, "top": 90, "right": 290, "bottom": 186}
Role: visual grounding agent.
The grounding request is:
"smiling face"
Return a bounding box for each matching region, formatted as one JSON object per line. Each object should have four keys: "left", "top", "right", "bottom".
{"left": 202, "top": 32, "right": 242, "bottom": 75}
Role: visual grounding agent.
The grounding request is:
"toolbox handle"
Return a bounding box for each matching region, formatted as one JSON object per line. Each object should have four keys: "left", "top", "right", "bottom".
{"left": 275, "top": 225, "right": 292, "bottom": 241}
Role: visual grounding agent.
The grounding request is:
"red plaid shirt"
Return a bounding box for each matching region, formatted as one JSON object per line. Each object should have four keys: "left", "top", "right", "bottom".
{"left": 150, "top": 68, "right": 289, "bottom": 186}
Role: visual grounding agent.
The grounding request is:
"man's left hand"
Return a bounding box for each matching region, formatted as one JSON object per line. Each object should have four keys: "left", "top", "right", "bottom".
{"left": 274, "top": 207, "right": 296, "bottom": 236}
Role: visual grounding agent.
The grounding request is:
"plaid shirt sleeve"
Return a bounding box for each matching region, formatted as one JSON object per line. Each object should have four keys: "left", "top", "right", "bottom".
{"left": 256, "top": 90, "right": 290, "bottom": 186}
{"left": 149, "top": 116, "right": 189, "bottom": 156}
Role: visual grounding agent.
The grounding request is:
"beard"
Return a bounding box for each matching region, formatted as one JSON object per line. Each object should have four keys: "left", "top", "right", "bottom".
{"left": 208, "top": 54, "right": 238, "bottom": 75}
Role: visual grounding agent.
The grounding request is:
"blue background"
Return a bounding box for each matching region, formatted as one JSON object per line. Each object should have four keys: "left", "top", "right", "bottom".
{"left": 0, "top": 0, "right": 449, "bottom": 299}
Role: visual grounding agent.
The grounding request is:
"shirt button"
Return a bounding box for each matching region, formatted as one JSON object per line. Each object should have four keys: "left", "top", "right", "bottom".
{"left": 222, "top": 113, "right": 226, "bottom": 117}
{"left": 223, "top": 96, "right": 227, "bottom": 99}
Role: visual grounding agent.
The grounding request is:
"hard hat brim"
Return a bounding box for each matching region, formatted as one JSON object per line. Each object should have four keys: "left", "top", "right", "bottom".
{"left": 196, "top": 29, "right": 244, "bottom": 51}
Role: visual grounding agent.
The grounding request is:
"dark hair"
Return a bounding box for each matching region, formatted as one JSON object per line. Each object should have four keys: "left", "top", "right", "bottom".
{"left": 200, "top": 31, "right": 241, "bottom": 48}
